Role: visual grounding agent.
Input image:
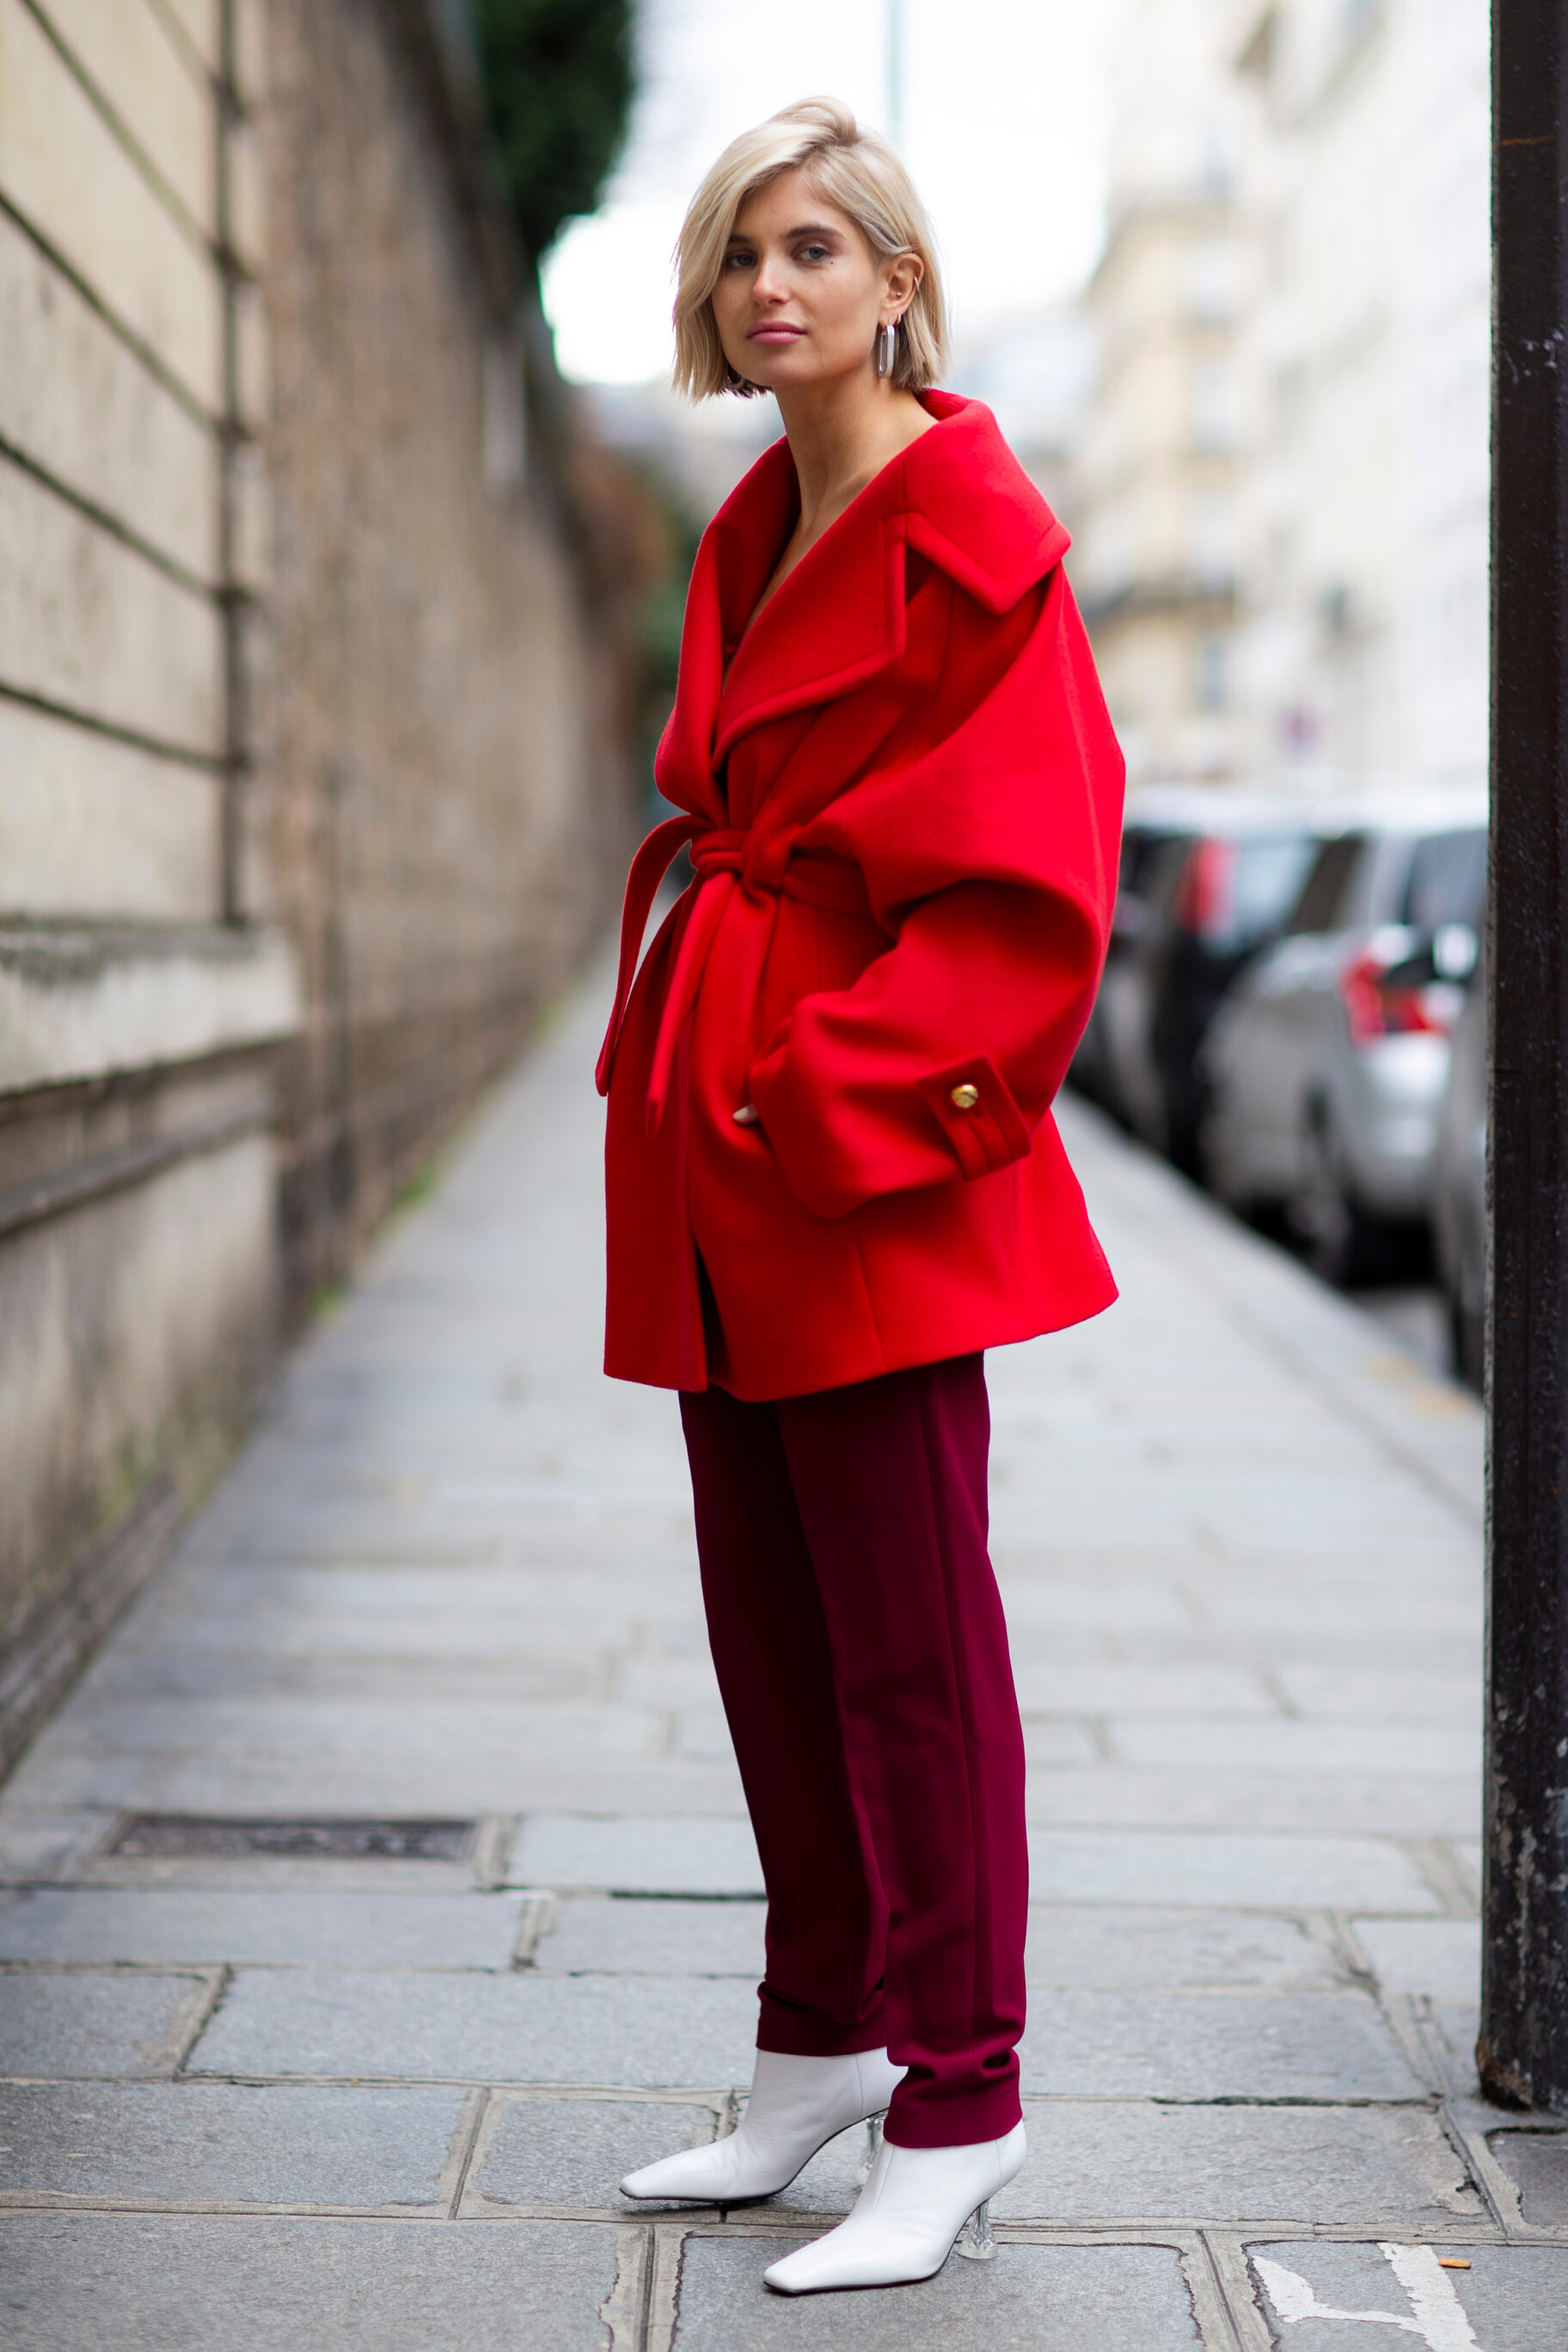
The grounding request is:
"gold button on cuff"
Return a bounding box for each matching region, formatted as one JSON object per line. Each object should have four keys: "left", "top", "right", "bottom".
{"left": 949, "top": 1083, "right": 980, "bottom": 1111}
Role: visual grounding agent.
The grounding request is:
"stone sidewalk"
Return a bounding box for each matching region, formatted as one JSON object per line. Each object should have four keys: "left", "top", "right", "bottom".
{"left": 0, "top": 963, "right": 1563, "bottom": 2350}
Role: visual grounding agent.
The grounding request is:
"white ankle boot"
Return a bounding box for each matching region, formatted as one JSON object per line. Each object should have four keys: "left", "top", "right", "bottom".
{"left": 763, "top": 2120, "right": 1026, "bottom": 2292}
{"left": 620, "top": 2047, "right": 905, "bottom": 2204}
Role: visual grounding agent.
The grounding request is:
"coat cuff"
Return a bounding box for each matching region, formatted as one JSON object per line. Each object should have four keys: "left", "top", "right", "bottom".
{"left": 916, "top": 1056, "right": 1032, "bottom": 1179}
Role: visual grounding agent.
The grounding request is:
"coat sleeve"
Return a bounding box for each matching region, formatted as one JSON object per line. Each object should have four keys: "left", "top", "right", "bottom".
{"left": 747, "top": 570, "right": 1124, "bottom": 1222}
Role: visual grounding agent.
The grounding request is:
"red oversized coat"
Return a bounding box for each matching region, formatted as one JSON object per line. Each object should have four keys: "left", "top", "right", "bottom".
{"left": 598, "top": 391, "right": 1124, "bottom": 1400}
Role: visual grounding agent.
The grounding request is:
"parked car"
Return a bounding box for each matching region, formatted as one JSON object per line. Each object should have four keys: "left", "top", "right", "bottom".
{"left": 1072, "top": 810, "right": 1191, "bottom": 1122}
{"left": 1433, "top": 928, "right": 1486, "bottom": 1389}
{"left": 1075, "top": 793, "right": 1323, "bottom": 1174}
{"left": 1201, "top": 796, "right": 1486, "bottom": 1283}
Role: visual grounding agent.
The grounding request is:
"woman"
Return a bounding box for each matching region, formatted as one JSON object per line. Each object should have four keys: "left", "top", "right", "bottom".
{"left": 597, "top": 98, "right": 1124, "bottom": 2294}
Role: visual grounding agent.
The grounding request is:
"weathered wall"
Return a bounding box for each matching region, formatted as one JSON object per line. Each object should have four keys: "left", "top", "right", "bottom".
{"left": 0, "top": 0, "right": 643, "bottom": 1775}
{"left": 256, "top": 0, "right": 640, "bottom": 1298}
{"left": 0, "top": 0, "right": 291, "bottom": 1772}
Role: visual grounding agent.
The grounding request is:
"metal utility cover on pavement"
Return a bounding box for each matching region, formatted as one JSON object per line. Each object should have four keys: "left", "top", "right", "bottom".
{"left": 107, "top": 1817, "right": 477, "bottom": 1862}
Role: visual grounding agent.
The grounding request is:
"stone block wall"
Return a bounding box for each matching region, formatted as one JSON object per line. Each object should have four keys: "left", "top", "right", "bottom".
{"left": 0, "top": 0, "right": 645, "bottom": 1774}
{"left": 257, "top": 0, "right": 642, "bottom": 1299}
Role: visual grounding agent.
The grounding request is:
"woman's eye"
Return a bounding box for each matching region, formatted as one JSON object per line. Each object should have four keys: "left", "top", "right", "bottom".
{"left": 724, "top": 249, "right": 754, "bottom": 269}
{"left": 799, "top": 243, "right": 830, "bottom": 262}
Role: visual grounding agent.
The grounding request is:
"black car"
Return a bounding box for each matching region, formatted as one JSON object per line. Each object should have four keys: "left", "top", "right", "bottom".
{"left": 1077, "top": 797, "right": 1322, "bottom": 1176}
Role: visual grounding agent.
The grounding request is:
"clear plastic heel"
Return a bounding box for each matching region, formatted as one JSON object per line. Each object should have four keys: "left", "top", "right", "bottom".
{"left": 851, "top": 2112, "right": 884, "bottom": 2185}
{"left": 955, "top": 2198, "right": 996, "bottom": 2261}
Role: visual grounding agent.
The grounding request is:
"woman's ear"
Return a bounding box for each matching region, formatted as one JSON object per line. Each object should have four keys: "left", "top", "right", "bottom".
{"left": 885, "top": 252, "right": 924, "bottom": 315}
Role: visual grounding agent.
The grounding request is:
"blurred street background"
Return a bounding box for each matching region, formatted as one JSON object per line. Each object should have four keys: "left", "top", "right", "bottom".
{"left": 0, "top": 1, "right": 1548, "bottom": 2346}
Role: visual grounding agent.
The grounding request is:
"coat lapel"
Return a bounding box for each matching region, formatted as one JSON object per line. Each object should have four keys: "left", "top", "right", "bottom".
{"left": 658, "top": 393, "right": 1074, "bottom": 798}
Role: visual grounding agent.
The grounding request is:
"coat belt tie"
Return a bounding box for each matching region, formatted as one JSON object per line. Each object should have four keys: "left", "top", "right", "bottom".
{"left": 595, "top": 815, "right": 749, "bottom": 1136}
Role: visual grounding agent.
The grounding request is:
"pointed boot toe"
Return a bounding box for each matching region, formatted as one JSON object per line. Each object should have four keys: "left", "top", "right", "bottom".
{"left": 620, "top": 2146, "right": 729, "bottom": 2202}
{"left": 763, "top": 2122, "right": 1026, "bottom": 2294}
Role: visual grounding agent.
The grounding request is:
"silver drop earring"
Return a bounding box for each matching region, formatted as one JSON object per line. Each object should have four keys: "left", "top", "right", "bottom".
{"left": 875, "top": 318, "right": 897, "bottom": 380}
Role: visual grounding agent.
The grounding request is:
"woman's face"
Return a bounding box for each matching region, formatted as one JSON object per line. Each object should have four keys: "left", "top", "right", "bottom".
{"left": 710, "top": 167, "right": 917, "bottom": 395}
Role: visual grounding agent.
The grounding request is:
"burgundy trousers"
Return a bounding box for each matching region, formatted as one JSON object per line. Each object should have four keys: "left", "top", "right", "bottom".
{"left": 678, "top": 1352, "right": 1027, "bottom": 2148}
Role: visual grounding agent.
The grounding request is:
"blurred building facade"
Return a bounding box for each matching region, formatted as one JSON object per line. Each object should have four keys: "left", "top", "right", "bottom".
{"left": 1073, "top": 0, "right": 1490, "bottom": 788}
{"left": 0, "top": 0, "right": 646, "bottom": 1773}
{"left": 948, "top": 305, "right": 1095, "bottom": 526}
{"left": 1227, "top": 0, "right": 1490, "bottom": 782}
{"left": 1072, "top": 0, "right": 1255, "bottom": 784}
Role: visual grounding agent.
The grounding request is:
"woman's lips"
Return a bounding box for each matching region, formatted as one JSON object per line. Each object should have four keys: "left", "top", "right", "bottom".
{"left": 747, "top": 324, "right": 805, "bottom": 345}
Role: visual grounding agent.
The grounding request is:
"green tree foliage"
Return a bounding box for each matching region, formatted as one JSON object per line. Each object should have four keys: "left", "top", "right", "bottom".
{"left": 475, "top": 0, "right": 636, "bottom": 266}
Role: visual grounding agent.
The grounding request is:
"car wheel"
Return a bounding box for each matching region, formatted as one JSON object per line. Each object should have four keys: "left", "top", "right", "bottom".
{"left": 1291, "top": 1109, "right": 1387, "bottom": 1287}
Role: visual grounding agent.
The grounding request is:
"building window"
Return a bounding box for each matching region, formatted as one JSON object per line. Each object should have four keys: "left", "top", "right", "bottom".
{"left": 1271, "top": 360, "right": 1308, "bottom": 451}
{"left": 1186, "top": 238, "right": 1239, "bottom": 323}
{"left": 1191, "top": 361, "right": 1237, "bottom": 452}
{"left": 1196, "top": 115, "right": 1235, "bottom": 199}
{"left": 1196, "top": 634, "right": 1229, "bottom": 711}
{"left": 1190, "top": 497, "right": 1234, "bottom": 589}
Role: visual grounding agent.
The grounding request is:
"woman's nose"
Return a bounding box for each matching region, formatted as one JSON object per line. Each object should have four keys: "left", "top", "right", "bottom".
{"left": 751, "top": 258, "right": 790, "bottom": 303}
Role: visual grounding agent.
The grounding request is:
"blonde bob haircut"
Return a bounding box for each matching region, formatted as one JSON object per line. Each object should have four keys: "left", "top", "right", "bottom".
{"left": 673, "top": 98, "right": 946, "bottom": 400}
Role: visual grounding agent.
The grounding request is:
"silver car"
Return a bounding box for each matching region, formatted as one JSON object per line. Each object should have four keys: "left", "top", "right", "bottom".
{"left": 1201, "top": 796, "right": 1486, "bottom": 1283}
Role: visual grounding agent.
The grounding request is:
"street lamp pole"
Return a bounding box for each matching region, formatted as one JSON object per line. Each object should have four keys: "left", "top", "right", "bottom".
{"left": 1483, "top": 0, "right": 1568, "bottom": 2113}
{"left": 887, "top": 0, "right": 904, "bottom": 148}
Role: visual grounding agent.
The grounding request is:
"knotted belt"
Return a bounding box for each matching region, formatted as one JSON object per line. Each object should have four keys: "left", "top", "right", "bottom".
{"left": 595, "top": 812, "right": 873, "bottom": 1137}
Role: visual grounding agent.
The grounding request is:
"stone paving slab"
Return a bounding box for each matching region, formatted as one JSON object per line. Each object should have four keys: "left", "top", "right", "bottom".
{"left": 0, "top": 2214, "right": 622, "bottom": 2350}
{"left": 1011, "top": 1663, "right": 1276, "bottom": 1714}
{"left": 536, "top": 1902, "right": 1359, "bottom": 1993}
{"left": 0, "top": 1813, "right": 103, "bottom": 1883}
{"left": 756, "top": 2098, "right": 1487, "bottom": 2229}
{"left": 512, "top": 1818, "right": 1450, "bottom": 1909}
{"left": 1025, "top": 1828, "right": 1443, "bottom": 1910}
{"left": 1247, "top": 2239, "right": 1568, "bottom": 2351}
{"left": 1348, "top": 1916, "right": 1480, "bottom": 2002}
{"left": 989, "top": 1575, "right": 1197, "bottom": 1630}
{"left": 1488, "top": 2128, "right": 1568, "bottom": 2228}
{"left": 509, "top": 1815, "right": 763, "bottom": 1896}
{"left": 108, "top": 1755, "right": 746, "bottom": 1822}
{"left": 0, "top": 2081, "right": 469, "bottom": 2208}
{"left": 1073, "top": 1622, "right": 1479, "bottom": 1675}
{"left": 136, "top": 1565, "right": 695, "bottom": 1647}
{"left": 952, "top": 1715, "right": 1106, "bottom": 1767}
{"left": 30, "top": 1698, "right": 661, "bottom": 1765}
{"left": 531, "top": 1898, "right": 767, "bottom": 1978}
{"left": 466, "top": 2092, "right": 721, "bottom": 2209}
{"left": 1109, "top": 1718, "right": 1481, "bottom": 1776}
{"left": 1274, "top": 1665, "right": 1483, "bottom": 1720}
{"left": 1021, "top": 1767, "right": 1480, "bottom": 1836}
{"left": 86, "top": 1655, "right": 600, "bottom": 1704}
{"left": 1023, "top": 1907, "right": 1350, "bottom": 1988}
{"left": 1105, "top": 1721, "right": 1485, "bottom": 1768}
{"left": 1017, "top": 1989, "right": 1424, "bottom": 2101}
{"left": 1175, "top": 1586, "right": 1479, "bottom": 1646}
{"left": 997, "top": 2102, "right": 1486, "bottom": 2226}
{"left": 616, "top": 1658, "right": 724, "bottom": 1709}
{"left": 0, "top": 1969, "right": 212, "bottom": 2079}
{"left": 668, "top": 2236, "right": 1201, "bottom": 2350}
{"left": 1433, "top": 2005, "right": 1484, "bottom": 2102}
{"left": 189, "top": 1968, "right": 758, "bottom": 2088}
{"left": 0, "top": 1890, "right": 529, "bottom": 1969}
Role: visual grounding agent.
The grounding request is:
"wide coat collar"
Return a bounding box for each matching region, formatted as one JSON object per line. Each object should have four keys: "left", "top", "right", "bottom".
{"left": 657, "top": 392, "right": 1072, "bottom": 812}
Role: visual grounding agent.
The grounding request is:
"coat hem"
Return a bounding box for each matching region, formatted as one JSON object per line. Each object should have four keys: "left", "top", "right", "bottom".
{"left": 603, "top": 1277, "right": 1120, "bottom": 1402}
